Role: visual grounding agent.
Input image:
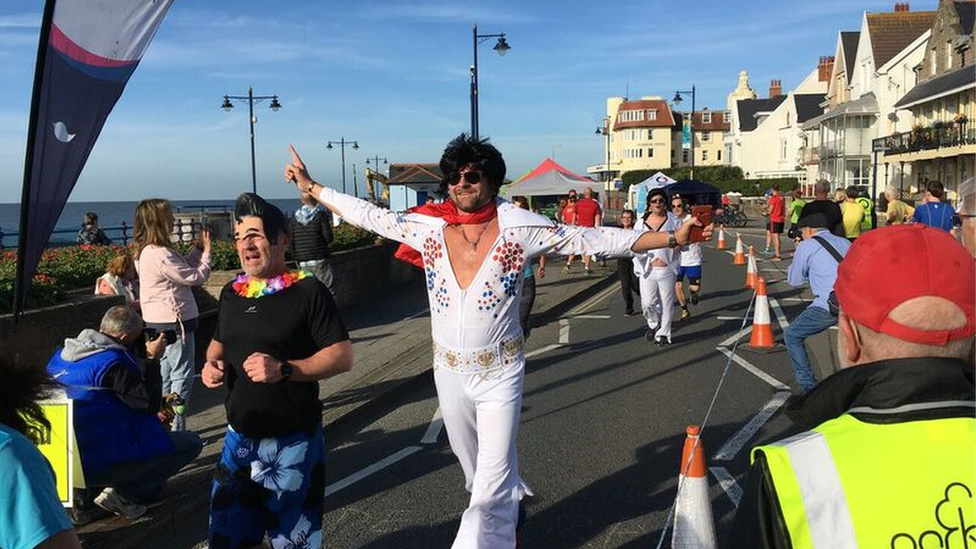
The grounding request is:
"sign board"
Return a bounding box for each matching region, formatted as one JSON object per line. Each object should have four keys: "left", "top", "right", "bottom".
{"left": 682, "top": 119, "right": 692, "bottom": 150}
{"left": 31, "top": 393, "right": 79, "bottom": 507}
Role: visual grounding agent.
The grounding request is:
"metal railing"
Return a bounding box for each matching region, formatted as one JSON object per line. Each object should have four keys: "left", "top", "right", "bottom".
{"left": 875, "top": 123, "right": 976, "bottom": 155}
{"left": 0, "top": 218, "right": 204, "bottom": 250}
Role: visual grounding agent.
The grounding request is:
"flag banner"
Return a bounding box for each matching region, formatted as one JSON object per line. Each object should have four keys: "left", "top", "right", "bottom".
{"left": 682, "top": 118, "right": 691, "bottom": 150}
{"left": 15, "top": 0, "right": 175, "bottom": 317}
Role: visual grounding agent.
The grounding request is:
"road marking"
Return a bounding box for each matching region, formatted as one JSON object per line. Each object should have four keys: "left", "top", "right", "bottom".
{"left": 718, "top": 327, "right": 751, "bottom": 348}
{"left": 325, "top": 446, "right": 422, "bottom": 497}
{"left": 709, "top": 467, "right": 743, "bottom": 508}
{"left": 525, "top": 343, "right": 562, "bottom": 358}
{"left": 714, "top": 391, "right": 792, "bottom": 461}
{"left": 559, "top": 318, "right": 570, "bottom": 343}
{"left": 563, "top": 314, "right": 612, "bottom": 319}
{"left": 567, "top": 284, "right": 618, "bottom": 315}
{"left": 768, "top": 298, "right": 790, "bottom": 331}
{"left": 760, "top": 268, "right": 781, "bottom": 273}
{"left": 420, "top": 408, "right": 443, "bottom": 445}
{"left": 716, "top": 347, "right": 791, "bottom": 391}
{"left": 400, "top": 308, "right": 430, "bottom": 322}
{"left": 780, "top": 297, "right": 808, "bottom": 302}
{"left": 716, "top": 316, "right": 747, "bottom": 321}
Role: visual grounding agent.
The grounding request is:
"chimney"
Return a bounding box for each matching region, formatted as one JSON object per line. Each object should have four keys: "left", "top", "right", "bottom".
{"left": 818, "top": 56, "right": 835, "bottom": 82}
{"left": 769, "top": 79, "right": 782, "bottom": 98}
{"left": 894, "top": 2, "right": 910, "bottom": 12}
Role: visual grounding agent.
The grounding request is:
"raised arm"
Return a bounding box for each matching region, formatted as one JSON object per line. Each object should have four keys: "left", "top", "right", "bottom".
{"left": 285, "top": 145, "right": 425, "bottom": 247}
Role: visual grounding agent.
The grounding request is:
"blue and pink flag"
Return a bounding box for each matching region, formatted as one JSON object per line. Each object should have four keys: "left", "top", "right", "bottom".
{"left": 15, "top": 0, "right": 174, "bottom": 317}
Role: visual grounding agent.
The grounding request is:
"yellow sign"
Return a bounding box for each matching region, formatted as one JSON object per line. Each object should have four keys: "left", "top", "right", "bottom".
{"left": 33, "top": 395, "right": 77, "bottom": 507}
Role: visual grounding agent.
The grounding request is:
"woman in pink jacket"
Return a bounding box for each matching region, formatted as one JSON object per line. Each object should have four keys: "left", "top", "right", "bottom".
{"left": 134, "top": 199, "right": 211, "bottom": 431}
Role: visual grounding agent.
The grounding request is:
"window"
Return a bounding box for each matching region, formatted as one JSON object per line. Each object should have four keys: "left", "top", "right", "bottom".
{"left": 682, "top": 149, "right": 689, "bottom": 163}
{"left": 701, "top": 131, "right": 710, "bottom": 142}
{"left": 780, "top": 138, "right": 788, "bottom": 160}
{"left": 946, "top": 41, "right": 953, "bottom": 69}
{"left": 702, "top": 150, "right": 709, "bottom": 162}
{"left": 647, "top": 129, "right": 654, "bottom": 140}
{"left": 702, "top": 111, "right": 712, "bottom": 124}
{"left": 647, "top": 148, "right": 654, "bottom": 158}
{"left": 723, "top": 112, "right": 731, "bottom": 123}
{"left": 718, "top": 149, "right": 723, "bottom": 161}
{"left": 647, "top": 109, "right": 657, "bottom": 121}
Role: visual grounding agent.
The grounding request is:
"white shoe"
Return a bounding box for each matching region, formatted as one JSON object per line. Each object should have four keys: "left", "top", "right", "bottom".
{"left": 94, "top": 487, "right": 146, "bottom": 520}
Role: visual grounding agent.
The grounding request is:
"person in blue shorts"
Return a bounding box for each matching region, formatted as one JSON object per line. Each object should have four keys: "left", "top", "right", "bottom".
{"left": 673, "top": 197, "right": 704, "bottom": 320}
{"left": 201, "top": 193, "right": 353, "bottom": 549}
{"left": 1, "top": 360, "right": 80, "bottom": 549}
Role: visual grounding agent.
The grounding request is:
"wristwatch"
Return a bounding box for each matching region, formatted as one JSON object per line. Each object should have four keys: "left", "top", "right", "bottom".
{"left": 667, "top": 231, "right": 678, "bottom": 248}
{"left": 279, "top": 360, "right": 294, "bottom": 381}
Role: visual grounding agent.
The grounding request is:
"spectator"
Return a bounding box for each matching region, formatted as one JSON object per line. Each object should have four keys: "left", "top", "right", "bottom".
{"left": 911, "top": 180, "right": 955, "bottom": 232}
{"left": 841, "top": 186, "right": 865, "bottom": 242}
{"left": 134, "top": 198, "right": 211, "bottom": 431}
{"left": 94, "top": 254, "right": 139, "bottom": 306}
{"left": 77, "top": 212, "right": 111, "bottom": 246}
{"left": 617, "top": 209, "right": 640, "bottom": 316}
{"left": 798, "top": 179, "right": 844, "bottom": 237}
{"left": 725, "top": 224, "right": 975, "bottom": 548}
{"left": 561, "top": 190, "right": 579, "bottom": 273}
{"left": 1, "top": 359, "right": 81, "bottom": 549}
{"left": 958, "top": 177, "right": 975, "bottom": 257}
{"left": 884, "top": 185, "right": 914, "bottom": 225}
{"left": 289, "top": 190, "right": 338, "bottom": 297}
{"left": 783, "top": 212, "right": 851, "bottom": 392}
{"left": 762, "top": 184, "right": 785, "bottom": 260}
{"left": 787, "top": 188, "right": 806, "bottom": 240}
{"left": 833, "top": 188, "right": 847, "bottom": 204}
{"left": 573, "top": 186, "right": 603, "bottom": 275}
{"left": 45, "top": 306, "right": 202, "bottom": 523}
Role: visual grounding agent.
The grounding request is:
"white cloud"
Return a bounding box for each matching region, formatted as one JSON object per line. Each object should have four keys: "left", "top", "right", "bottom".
{"left": 360, "top": 3, "right": 542, "bottom": 24}
{"left": 0, "top": 13, "right": 40, "bottom": 28}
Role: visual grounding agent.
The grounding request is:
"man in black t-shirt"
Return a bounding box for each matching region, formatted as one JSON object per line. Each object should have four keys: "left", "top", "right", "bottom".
{"left": 798, "top": 179, "right": 844, "bottom": 238}
{"left": 202, "top": 193, "right": 352, "bottom": 549}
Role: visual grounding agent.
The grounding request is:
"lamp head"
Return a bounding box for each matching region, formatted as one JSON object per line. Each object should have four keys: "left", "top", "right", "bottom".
{"left": 221, "top": 96, "right": 233, "bottom": 112}
{"left": 353, "top": 142, "right": 359, "bottom": 150}
{"left": 493, "top": 35, "right": 511, "bottom": 56}
{"left": 326, "top": 143, "right": 333, "bottom": 150}
{"left": 672, "top": 92, "right": 683, "bottom": 104}
{"left": 269, "top": 96, "right": 281, "bottom": 111}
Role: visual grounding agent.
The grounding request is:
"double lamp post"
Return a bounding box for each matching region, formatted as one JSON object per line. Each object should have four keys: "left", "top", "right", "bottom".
{"left": 673, "top": 86, "right": 696, "bottom": 178}
{"left": 221, "top": 86, "right": 281, "bottom": 194}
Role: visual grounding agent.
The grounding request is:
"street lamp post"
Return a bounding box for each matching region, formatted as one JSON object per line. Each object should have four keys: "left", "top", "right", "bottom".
{"left": 221, "top": 86, "right": 282, "bottom": 194}
{"left": 326, "top": 138, "right": 359, "bottom": 196}
{"left": 365, "top": 156, "right": 389, "bottom": 172}
{"left": 595, "top": 116, "right": 611, "bottom": 187}
{"left": 471, "top": 25, "right": 511, "bottom": 139}
{"left": 673, "top": 86, "right": 696, "bottom": 179}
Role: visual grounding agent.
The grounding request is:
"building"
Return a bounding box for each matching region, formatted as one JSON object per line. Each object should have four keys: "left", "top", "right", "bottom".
{"left": 588, "top": 96, "right": 729, "bottom": 184}
{"left": 876, "top": 0, "right": 976, "bottom": 200}
{"left": 387, "top": 163, "right": 443, "bottom": 211}
{"left": 805, "top": 3, "right": 936, "bottom": 191}
{"left": 726, "top": 64, "right": 828, "bottom": 184}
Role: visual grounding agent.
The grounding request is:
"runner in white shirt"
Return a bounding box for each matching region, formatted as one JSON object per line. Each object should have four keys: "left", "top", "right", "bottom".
{"left": 633, "top": 188, "right": 682, "bottom": 345}
{"left": 285, "top": 135, "right": 711, "bottom": 548}
{"left": 671, "top": 197, "right": 704, "bottom": 320}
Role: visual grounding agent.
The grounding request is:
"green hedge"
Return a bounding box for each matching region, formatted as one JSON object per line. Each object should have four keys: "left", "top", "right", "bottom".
{"left": 620, "top": 166, "right": 798, "bottom": 197}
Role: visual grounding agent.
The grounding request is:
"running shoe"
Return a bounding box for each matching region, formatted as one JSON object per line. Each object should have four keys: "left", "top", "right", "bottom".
{"left": 94, "top": 487, "right": 146, "bottom": 520}
{"left": 645, "top": 329, "right": 655, "bottom": 341}
{"left": 690, "top": 291, "right": 700, "bottom": 305}
{"left": 584, "top": 268, "right": 593, "bottom": 276}
{"left": 680, "top": 308, "right": 691, "bottom": 320}
{"left": 562, "top": 265, "right": 571, "bottom": 274}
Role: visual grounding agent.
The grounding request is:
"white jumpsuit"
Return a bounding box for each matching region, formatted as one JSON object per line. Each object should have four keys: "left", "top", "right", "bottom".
{"left": 316, "top": 188, "right": 640, "bottom": 548}
{"left": 633, "top": 213, "right": 681, "bottom": 342}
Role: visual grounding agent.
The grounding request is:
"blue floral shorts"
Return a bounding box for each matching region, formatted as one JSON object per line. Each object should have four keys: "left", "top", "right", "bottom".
{"left": 208, "top": 425, "right": 325, "bottom": 549}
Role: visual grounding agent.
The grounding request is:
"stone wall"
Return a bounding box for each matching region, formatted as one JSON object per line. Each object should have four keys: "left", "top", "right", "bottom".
{"left": 1, "top": 241, "right": 421, "bottom": 369}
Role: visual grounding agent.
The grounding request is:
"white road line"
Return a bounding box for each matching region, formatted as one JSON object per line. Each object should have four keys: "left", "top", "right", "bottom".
{"left": 564, "top": 314, "right": 612, "bottom": 319}
{"left": 716, "top": 316, "right": 747, "bottom": 321}
{"left": 325, "top": 446, "right": 422, "bottom": 497}
{"left": 420, "top": 408, "right": 443, "bottom": 445}
{"left": 760, "top": 268, "right": 781, "bottom": 273}
{"left": 524, "top": 343, "right": 562, "bottom": 358}
{"left": 768, "top": 298, "right": 790, "bottom": 331}
{"left": 779, "top": 297, "right": 809, "bottom": 302}
{"left": 567, "top": 284, "right": 618, "bottom": 315}
{"left": 713, "top": 391, "right": 792, "bottom": 461}
{"left": 718, "top": 327, "right": 752, "bottom": 348}
{"left": 709, "top": 467, "right": 743, "bottom": 508}
{"left": 716, "top": 347, "right": 791, "bottom": 391}
{"left": 559, "top": 318, "right": 570, "bottom": 344}
{"left": 829, "top": 326, "right": 839, "bottom": 330}
{"left": 400, "top": 308, "right": 430, "bottom": 322}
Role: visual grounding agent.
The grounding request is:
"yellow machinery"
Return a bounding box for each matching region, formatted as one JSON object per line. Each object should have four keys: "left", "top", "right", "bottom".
{"left": 365, "top": 167, "right": 391, "bottom": 204}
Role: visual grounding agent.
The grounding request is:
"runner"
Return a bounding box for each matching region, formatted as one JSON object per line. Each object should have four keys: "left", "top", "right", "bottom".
{"left": 634, "top": 188, "right": 682, "bottom": 345}
{"left": 671, "top": 197, "right": 703, "bottom": 320}
{"left": 285, "top": 134, "right": 710, "bottom": 548}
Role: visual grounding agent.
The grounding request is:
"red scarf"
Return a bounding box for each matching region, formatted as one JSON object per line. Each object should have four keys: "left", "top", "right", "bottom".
{"left": 394, "top": 200, "right": 498, "bottom": 268}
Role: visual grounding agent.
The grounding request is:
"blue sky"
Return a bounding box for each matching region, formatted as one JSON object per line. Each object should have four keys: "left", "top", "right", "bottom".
{"left": 0, "top": 0, "right": 902, "bottom": 202}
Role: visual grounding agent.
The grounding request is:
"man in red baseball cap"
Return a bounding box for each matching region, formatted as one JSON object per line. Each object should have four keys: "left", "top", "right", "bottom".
{"left": 725, "top": 224, "right": 975, "bottom": 549}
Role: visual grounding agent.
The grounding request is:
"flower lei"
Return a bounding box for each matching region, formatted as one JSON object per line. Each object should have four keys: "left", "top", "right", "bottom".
{"left": 233, "top": 269, "right": 310, "bottom": 298}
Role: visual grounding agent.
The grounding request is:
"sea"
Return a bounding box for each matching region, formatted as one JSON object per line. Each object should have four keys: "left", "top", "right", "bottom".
{"left": 0, "top": 199, "right": 304, "bottom": 248}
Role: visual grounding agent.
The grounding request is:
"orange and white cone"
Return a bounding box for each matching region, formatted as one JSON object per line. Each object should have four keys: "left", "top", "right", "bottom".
{"left": 744, "top": 246, "right": 759, "bottom": 289}
{"left": 716, "top": 226, "right": 727, "bottom": 250}
{"left": 732, "top": 234, "right": 746, "bottom": 265}
{"left": 749, "top": 277, "right": 775, "bottom": 348}
{"left": 672, "top": 425, "right": 717, "bottom": 549}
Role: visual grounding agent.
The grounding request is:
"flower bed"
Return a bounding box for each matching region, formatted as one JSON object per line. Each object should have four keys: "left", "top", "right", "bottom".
{"left": 0, "top": 223, "right": 377, "bottom": 314}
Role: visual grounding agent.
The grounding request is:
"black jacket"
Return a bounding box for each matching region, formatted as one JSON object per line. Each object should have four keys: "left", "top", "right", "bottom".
{"left": 724, "top": 357, "right": 975, "bottom": 549}
{"left": 289, "top": 209, "right": 334, "bottom": 262}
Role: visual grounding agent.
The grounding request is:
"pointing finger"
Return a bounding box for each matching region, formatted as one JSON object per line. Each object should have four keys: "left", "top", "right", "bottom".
{"left": 288, "top": 144, "right": 305, "bottom": 168}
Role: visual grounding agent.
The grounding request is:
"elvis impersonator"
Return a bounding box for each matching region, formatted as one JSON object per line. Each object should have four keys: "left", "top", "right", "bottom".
{"left": 285, "top": 135, "right": 712, "bottom": 548}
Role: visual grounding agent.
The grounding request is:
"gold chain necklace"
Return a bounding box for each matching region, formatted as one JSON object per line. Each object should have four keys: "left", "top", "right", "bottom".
{"left": 456, "top": 222, "right": 490, "bottom": 251}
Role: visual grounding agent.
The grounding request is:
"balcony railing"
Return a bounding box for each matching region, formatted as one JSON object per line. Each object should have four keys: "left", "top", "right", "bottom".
{"left": 874, "top": 123, "right": 975, "bottom": 156}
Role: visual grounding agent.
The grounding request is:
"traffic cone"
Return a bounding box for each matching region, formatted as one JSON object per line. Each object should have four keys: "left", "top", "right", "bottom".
{"left": 749, "top": 277, "right": 776, "bottom": 348}
{"left": 716, "top": 226, "right": 727, "bottom": 250}
{"left": 732, "top": 234, "right": 746, "bottom": 265}
{"left": 672, "top": 425, "right": 717, "bottom": 549}
{"left": 744, "top": 248, "right": 759, "bottom": 289}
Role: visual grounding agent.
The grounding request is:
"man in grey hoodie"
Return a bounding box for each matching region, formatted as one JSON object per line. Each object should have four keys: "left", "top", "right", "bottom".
{"left": 46, "top": 306, "right": 202, "bottom": 524}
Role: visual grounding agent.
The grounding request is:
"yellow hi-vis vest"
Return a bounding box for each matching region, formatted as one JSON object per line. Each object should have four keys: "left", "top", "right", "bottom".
{"left": 753, "top": 406, "right": 975, "bottom": 549}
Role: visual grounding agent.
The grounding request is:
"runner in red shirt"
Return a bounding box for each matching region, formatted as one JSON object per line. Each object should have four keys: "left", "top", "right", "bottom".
{"left": 564, "top": 187, "right": 603, "bottom": 274}
{"left": 765, "top": 184, "right": 786, "bottom": 260}
{"left": 562, "top": 190, "right": 579, "bottom": 273}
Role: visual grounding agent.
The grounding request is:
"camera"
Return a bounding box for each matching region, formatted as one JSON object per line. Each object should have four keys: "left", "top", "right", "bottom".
{"left": 144, "top": 328, "right": 177, "bottom": 344}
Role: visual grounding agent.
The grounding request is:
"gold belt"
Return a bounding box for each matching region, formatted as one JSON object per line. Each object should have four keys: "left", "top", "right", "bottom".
{"left": 432, "top": 335, "right": 524, "bottom": 374}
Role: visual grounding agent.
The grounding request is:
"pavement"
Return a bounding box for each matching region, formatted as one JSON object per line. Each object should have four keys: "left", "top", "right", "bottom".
{"left": 73, "top": 257, "right": 628, "bottom": 549}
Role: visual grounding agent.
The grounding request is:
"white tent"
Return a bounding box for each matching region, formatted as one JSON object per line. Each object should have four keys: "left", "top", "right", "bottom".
{"left": 628, "top": 172, "right": 676, "bottom": 216}
{"left": 502, "top": 158, "right": 598, "bottom": 197}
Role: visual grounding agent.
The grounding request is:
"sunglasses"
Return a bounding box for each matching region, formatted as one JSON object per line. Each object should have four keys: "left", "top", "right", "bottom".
{"left": 649, "top": 198, "right": 665, "bottom": 204}
{"left": 450, "top": 171, "right": 483, "bottom": 186}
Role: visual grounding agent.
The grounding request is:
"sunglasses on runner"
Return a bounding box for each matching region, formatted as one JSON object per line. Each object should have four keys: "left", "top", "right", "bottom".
{"left": 649, "top": 198, "right": 665, "bottom": 204}
{"left": 450, "top": 171, "right": 483, "bottom": 185}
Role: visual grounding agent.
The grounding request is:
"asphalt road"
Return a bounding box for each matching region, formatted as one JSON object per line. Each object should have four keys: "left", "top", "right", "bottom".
{"left": 318, "top": 233, "right": 814, "bottom": 549}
